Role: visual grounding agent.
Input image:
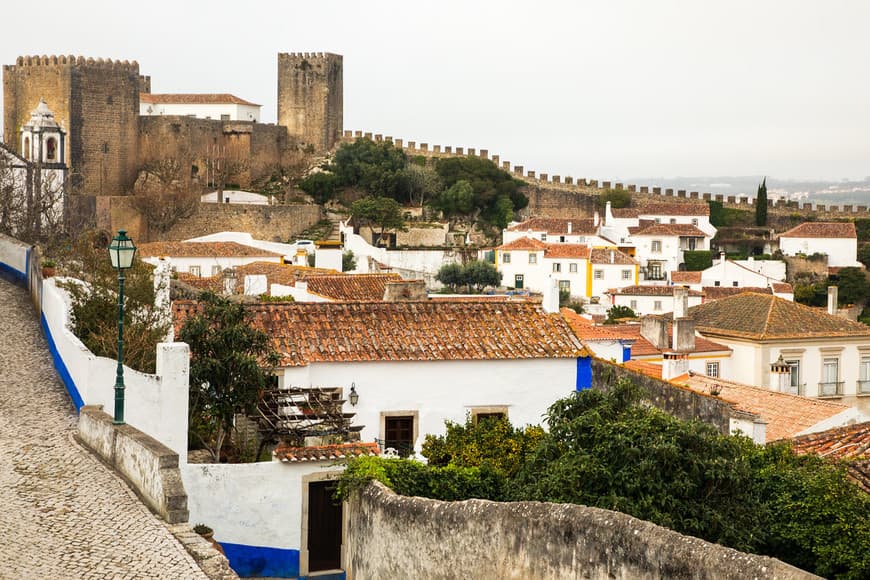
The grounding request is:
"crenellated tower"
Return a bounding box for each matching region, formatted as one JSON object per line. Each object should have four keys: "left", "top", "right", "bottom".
{"left": 277, "top": 52, "right": 343, "bottom": 151}
{"left": 3, "top": 55, "right": 141, "bottom": 195}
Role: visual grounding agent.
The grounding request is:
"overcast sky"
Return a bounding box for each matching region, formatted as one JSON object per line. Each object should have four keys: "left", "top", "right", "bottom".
{"left": 2, "top": 0, "right": 868, "bottom": 181}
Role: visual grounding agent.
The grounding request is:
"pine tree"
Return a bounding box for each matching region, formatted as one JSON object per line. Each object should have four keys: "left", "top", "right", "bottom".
{"left": 755, "top": 177, "right": 768, "bottom": 226}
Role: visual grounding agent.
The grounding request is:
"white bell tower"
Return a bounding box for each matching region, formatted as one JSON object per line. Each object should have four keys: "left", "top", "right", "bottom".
{"left": 20, "top": 99, "right": 66, "bottom": 165}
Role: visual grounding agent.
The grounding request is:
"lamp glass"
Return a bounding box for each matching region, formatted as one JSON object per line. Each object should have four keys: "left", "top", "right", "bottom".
{"left": 109, "top": 230, "right": 136, "bottom": 270}
{"left": 349, "top": 384, "right": 359, "bottom": 406}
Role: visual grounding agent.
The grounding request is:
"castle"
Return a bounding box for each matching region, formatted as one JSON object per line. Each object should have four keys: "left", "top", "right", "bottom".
{"left": 2, "top": 52, "right": 343, "bottom": 196}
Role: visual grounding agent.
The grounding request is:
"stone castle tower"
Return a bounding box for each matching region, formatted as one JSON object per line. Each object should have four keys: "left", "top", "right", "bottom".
{"left": 277, "top": 52, "right": 343, "bottom": 151}
{"left": 3, "top": 55, "right": 141, "bottom": 195}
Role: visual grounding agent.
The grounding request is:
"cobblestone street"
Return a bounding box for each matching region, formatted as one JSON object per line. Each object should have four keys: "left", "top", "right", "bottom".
{"left": 0, "top": 277, "right": 209, "bottom": 579}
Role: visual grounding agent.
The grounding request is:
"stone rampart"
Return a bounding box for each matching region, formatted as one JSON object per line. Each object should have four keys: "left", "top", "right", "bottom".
{"left": 162, "top": 202, "right": 322, "bottom": 242}
{"left": 346, "top": 481, "right": 817, "bottom": 580}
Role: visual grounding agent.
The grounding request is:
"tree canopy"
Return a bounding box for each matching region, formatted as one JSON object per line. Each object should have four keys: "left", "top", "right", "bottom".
{"left": 755, "top": 177, "right": 768, "bottom": 226}
{"left": 435, "top": 260, "right": 502, "bottom": 293}
{"left": 350, "top": 196, "right": 408, "bottom": 246}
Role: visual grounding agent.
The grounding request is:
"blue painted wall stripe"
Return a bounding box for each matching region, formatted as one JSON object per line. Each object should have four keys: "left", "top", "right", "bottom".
{"left": 220, "top": 542, "right": 300, "bottom": 578}
{"left": 41, "top": 313, "right": 85, "bottom": 411}
{"left": 0, "top": 260, "right": 26, "bottom": 286}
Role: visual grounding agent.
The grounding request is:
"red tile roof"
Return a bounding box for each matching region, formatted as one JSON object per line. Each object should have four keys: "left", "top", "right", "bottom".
{"left": 623, "top": 359, "right": 663, "bottom": 379}
{"left": 507, "top": 218, "right": 597, "bottom": 235}
{"left": 273, "top": 442, "right": 380, "bottom": 462}
{"left": 140, "top": 93, "right": 261, "bottom": 107}
{"left": 603, "top": 323, "right": 730, "bottom": 357}
{"left": 497, "top": 237, "right": 548, "bottom": 251}
{"left": 679, "top": 375, "right": 852, "bottom": 442}
{"left": 787, "top": 422, "right": 870, "bottom": 493}
{"left": 608, "top": 285, "right": 702, "bottom": 297}
{"left": 173, "top": 300, "right": 589, "bottom": 366}
{"left": 545, "top": 244, "right": 592, "bottom": 259}
{"left": 590, "top": 248, "right": 637, "bottom": 265}
{"left": 780, "top": 222, "right": 857, "bottom": 239}
{"left": 138, "top": 241, "right": 283, "bottom": 258}
{"left": 305, "top": 273, "right": 403, "bottom": 301}
{"left": 688, "top": 292, "right": 870, "bottom": 340}
{"left": 770, "top": 282, "right": 793, "bottom": 293}
{"left": 701, "top": 286, "right": 772, "bottom": 301}
{"left": 629, "top": 223, "right": 708, "bottom": 237}
{"left": 670, "top": 271, "right": 702, "bottom": 284}
{"left": 560, "top": 307, "right": 623, "bottom": 340}
{"left": 613, "top": 202, "right": 709, "bottom": 218}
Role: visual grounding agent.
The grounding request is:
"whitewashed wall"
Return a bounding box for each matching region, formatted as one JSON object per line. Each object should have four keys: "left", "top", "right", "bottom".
{"left": 41, "top": 279, "right": 190, "bottom": 459}
{"left": 701, "top": 258, "right": 777, "bottom": 288}
{"left": 185, "top": 232, "right": 298, "bottom": 260}
{"left": 780, "top": 236, "right": 859, "bottom": 267}
{"left": 141, "top": 255, "right": 282, "bottom": 276}
{"left": 0, "top": 233, "right": 29, "bottom": 279}
{"left": 732, "top": 258, "right": 786, "bottom": 281}
{"left": 610, "top": 293, "right": 703, "bottom": 316}
{"left": 590, "top": 262, "right": 637, "bottom": 299}
{"left": 632, "top": 234, "right": 682, "bottom": 281}
{"left": 341, "top": 222, "right": 457, "bottom": 282}
{"left": 140, "top": 102, "right": 260, "bottom": 122}
{"left": 282, "top": 358, "right": 579, "bottom": 455}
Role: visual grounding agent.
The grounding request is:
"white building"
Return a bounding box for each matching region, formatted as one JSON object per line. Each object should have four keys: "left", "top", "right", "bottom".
{"left": 599, "top": 200, "right": 716, "bottom": 245}
{"left": 138, "top": 240, "right": 283, "bottom": 277}
{"left": 503, "top": 217, "right": 613, "bottom": 247}
{"left": 606, "top": 285, "right": 704, "bottom": 316}
{"left": 139, "top": 93, "right": 261, "bottom": 122}
{"left": 589, "top": 248, "right": 639, "bottom": 299}
{"left": 700, "top": 253, "right": 784, "bottom": 289}
{"left": 629, "top": 223, "right": 711, "bottom": 284}
{"left": 688, "top": 292, "right": 870, "bottom": 399}
{"left": 778, "top": 222, "right": 860, "bottom": 268}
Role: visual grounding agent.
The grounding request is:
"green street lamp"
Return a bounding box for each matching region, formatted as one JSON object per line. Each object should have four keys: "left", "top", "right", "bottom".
{"left": 108, "top": 230, "right": 137, "bottom": 425}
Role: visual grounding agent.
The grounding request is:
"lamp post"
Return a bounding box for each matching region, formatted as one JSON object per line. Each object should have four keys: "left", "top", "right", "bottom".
{"left": 108, "top": 230, "right": 137, "bottom": 425}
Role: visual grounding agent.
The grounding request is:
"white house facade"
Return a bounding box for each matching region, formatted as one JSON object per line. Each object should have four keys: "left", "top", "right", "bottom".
{"left": 138, "top": 240, "right": 283, "bottom": 277}
{"left": 778, "top": 222, "right": 860, "bottom": 268}
{"left": 139, "top": 93, "right": 261, "bottom": 122}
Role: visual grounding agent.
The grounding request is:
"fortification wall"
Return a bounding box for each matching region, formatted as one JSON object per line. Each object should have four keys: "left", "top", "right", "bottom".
{"left": 341, "top": 131, "right": 870, "bottom": 221}
{"left": 347, "top": 481, "right": 815, "bottom": 580}
{"left": 4, "top": 55, "right": 141, "bottom": 196}
{"left": 161, "top": 202, "right": 322, "bottom": 242}
{"left": 278, "top": 52, "right": 342, "bottom": 151}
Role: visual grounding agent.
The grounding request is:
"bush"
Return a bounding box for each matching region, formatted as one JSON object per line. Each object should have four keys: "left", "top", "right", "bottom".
{"left": 597, "top": 188, "right": 631, "bottom": 210}
{"left": 342, "top": 250, "right": 357, "bottom": 272}
{"left": 605, "top": 305, "right": 636, "bottom": 323}
{"left": 298, "top": 172, "right": 339, "bottom": 204}
{"left": 683, "top": 250, "right": 713, "bottom": 271}
{"left": 436, "top": 260, "right": 501, "bottom": 293}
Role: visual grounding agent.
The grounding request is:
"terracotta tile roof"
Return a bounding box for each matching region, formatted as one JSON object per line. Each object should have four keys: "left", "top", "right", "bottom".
{"left": 545, "top": 244, "right": 591, "bottom": 259}
{"left": 612, "top": 207, "right": 641, "bottom": 218}
{"left": 608, "top": 285, "right": 702, "bottom": 297}
{"left": 138, "top": 241, "right": 283, "bottom": 258}
{"left": 787, "top": 422, "right": 870, "bottom": 493}
{"left": 173, "top": 300, "right": 589, "bottom": 366}
{"left": 497, "top": 237, "right": 548, "bottom": 251}
{"left": 273, "top": 442, "right": 380, "bottom": 462}
{"left": 590, "top": 248, "right": 637, "bottom": 265}
{"left": 560, "top": 307, "right": 623, "bottom": 340}
{"left": 305, "top": 273, "right": 403, "bottom": 301}
{"left": 629, "top": 223, "right": 708, "bottom": 237}
{"left": 770, "top": 282, "right": 793, "bottom": 293}
{"left": 175, "top": 273, "right": 226, "bottom": 293}
{"left": 670, "top": 271, "right": 702, "bottom": 284}
{"left": 604, "top": 323, "right": 731, "bottom": 357}
{"left": 702, "top": 286, "right": 772, "bottom": 301}
{"left": 780, "top": 221, "right": 857, "bottom": 239}
{"left": 140, "top": 93, "right": 260, "bottom": 107}
{"left": 688, "top": 292, "right": 870, "bottom": 340}
{"left": 235, "top": 261, "right": 339, "bottom": 287}
{"left": 614, "top": 202, "right": 709, "bottom": 218}
{"left": 624, "top": 359, "right": 663, "bottom": 378}
{"left": 679, "top": 375, "right": 852, "bottom": 442}
{"left": 507, "top": 218, "right": 597, "bottom": 235}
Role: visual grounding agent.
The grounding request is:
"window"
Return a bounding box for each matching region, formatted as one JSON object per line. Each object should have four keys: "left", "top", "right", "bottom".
{"left": 820, "top": 357, "right": 841, "bottom": 396}
{"left": 558, "top": 280, "right": 570, "bottom": 294}
{"left": 653, "top": 300, "right": 662, "bottom": 311}
{"left": 211, "top": 265, "right": 222, "bottom": 276}
{"left": 647, "top": 262, "right": 663, "bottom": 280}
{"left": 785, "top": 359, "right": 801, "bottom": 394}
{"left": 691, "top": 218, "right": 699, "bottom": 226}
{"left": 593, "top": 270, "right": 604, "bottom": 280}
{"left": 687, "top": 237, "right": 696, "bottom": 250}
{"left": 471, "top": 406, "right": 509, "bottom": 424}
{"left": 651, "top": 240, "right": 662, "bottom": 253}
{"left": 669, "top": 218, "right": 677, "bottom": 224}
{"left": 559, "top": 236, "right": 566, "bottom": 242}
{"left": 552, "top": 263, "right": 561, "bottom": 273}
{"left": 630, "top": 300, "right": 637, "bottom": 310}
{"left": 859, "top": 356, "right": 870, "bottom": 394}
{"left": 220, "top": 114, "right": 230, "bottom": 121}
{"left": 569, "top": 263, "right": 578, "bottom": 273}
{"left": 528, "top": 253, "right": 537, "bottom": 264}
{"left": 23, "top": 137, "right": 30, "bottom": 160}
{"left": 189, "top": 265, "right": 201, "bottom": 277}
{"left": 654, "top": 218, "right": 661, "bottom": 224}
{"left": 621, "top": 269, "right": 631, "bottom": 280}
{"left": 732, "top": 281, "right": 739, "bottom": 287}
{"left": 541, "top": 234, "right": 547, "bottom": 242}
{"left": 706, "top": 361, "right": 720, "bottom": 378}
{"left": 46, "top": 137, "right": 57, "bottom": 161}
{"left": 502, "top": 252, "right": 511, "bottom": 264}
{"left": 382, "top": 414, "right": 416, "bottom": 457}
{"left": 714, "top": 281, "right": 721, "bottom": 287}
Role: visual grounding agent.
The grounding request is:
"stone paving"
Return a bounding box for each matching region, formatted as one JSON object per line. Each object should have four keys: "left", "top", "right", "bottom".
{"left": 0, "top": 277, "right": 210, "bottom": 579}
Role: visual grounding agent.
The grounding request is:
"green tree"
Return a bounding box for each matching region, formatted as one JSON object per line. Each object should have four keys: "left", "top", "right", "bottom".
{"left": 755, "top": 177, "right": 768, "bottom": 227}
{"left": 434, "top": 156, "right": 527, "bottom": 228}
{"left": 178, "top": 292, "right": 281, "bottom": 462}
{"left": 597, "top": 188, "right": 632, "bottom": 210}
{"left": 298, "top": 172, "right": 339, "bottom": 204}
{"left": 396, "top": 164, "right": 442, "bottom": 207}
{"left": 435, "top": 262, "right": 464, "bottom": 292}
{"left": 683, "top": 250, "right": 713, "bottom": 271}
{"left": 858, "top": 243, "right": 870, "bottom": 269}
{"left": 431, "top": 179, "right": 475, "bottom": 223}
{"left": 830, "top": 267, "right": 870, "bottom": 306}
{"left": 462, "top": 259, "right": 502, "bottom": 292}
{"left": 605, "top": 304, "right": 636, "bottom": 323}
{"left": 351, "top": 196, "right": 408, "bottom": 246}
{"left": 342, "top": 250, "right": 357, "bottom": 272}
{"left": 331, "top": 138, "right": 407, "bottom": 197}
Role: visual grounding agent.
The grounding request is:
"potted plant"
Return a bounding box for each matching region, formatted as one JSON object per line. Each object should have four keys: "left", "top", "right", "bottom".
{"left": 41, "top": 259, "right": 57, "bottom": 278}
{"left": 193, "top": 523, "right": 225, "bottom": 555}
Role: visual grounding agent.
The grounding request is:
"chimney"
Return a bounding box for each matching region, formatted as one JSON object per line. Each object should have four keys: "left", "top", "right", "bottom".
{"left": 222, "top": 268, "right": 237, "bottom": 296}
{"left": 827, "top": 286, "right": 838, "bottom": 315}
{"left": 593, "top": 211, "right": 600, "bottom": 227}
{"left": 769, "top": 355, "right": 791, "bottom": 393}
{"left": 383, "top": 279, "right": 427, "bottom": 301}
{"left": 541, "top": 276, "right": 560, "bottom": 314}
{"left": 662, "top": 352, "right": 689, "bottom": 381}
{"left": 567, "top": 221, "right": 573, "bottom": 234}
{"left": 640, "top": 316, "right": 668, "bottom": 350}
{"left": 605, "top": 200, "right": 613, "bottom": 225}
{"left": 672, "top": 318, "right": 695, "bottom": 352}
{"left": 673, "top": 286, "right": 689, "bottom": 319}
{"left": 154, "top": 258, "right": 173, "bottom": 342}
{"left": 610, "top": 250, "right": 615, "bottom": 264}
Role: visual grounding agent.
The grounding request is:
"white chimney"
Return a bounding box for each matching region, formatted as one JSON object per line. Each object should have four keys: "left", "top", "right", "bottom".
{"left": 610, "top": 250, "right": 615, "bottom": 264}
{"left": 593, "top": 211, "right": 600, "bottom": 227}
{"left": 154, "top": 258, "right": 173, "bottom": 342}
{"left": 542, "top": 276, "right": 560, "bottom": 314}
{"left": 296, "top": 280, "right": 308, "bottom": 292}
{"left": 662, "top": 352, "right": 689, "bottom": 381}
{"left": 567, "top": 221, "right": 573, "bottom": 234}
{"left": 673, "top": 286, "right": 689, "bottom": 319}
{"left": 827, "top": 286, "right": 838, "bottom": 315}
{"left": 605, "top": 200, "right": 613, "bottom": 225}
{"left": 769, "top": 355, "right": 791, "bottom": 393}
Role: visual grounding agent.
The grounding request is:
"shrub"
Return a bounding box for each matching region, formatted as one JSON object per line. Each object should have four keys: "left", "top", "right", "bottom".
{"left": 683, "top": 250, "right": 713, "bottom": 271}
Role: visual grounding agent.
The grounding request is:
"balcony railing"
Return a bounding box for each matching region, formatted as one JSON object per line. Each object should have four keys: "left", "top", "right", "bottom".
{"left": 818, "top": 381, "right": 844, "bottom": 397}
{"left": 858, "top": 380, "right": 870, "bottom": 395}
{"left": 374, "top": 438, "right": 414, "bottom": 458}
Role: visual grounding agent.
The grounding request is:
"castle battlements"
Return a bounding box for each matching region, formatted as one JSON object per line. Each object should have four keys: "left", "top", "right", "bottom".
{"left": 9, "top": 55, "right": 139, "bottom": 71}
{"left": 278, "top": 52, "right": 341, "bottom": 61}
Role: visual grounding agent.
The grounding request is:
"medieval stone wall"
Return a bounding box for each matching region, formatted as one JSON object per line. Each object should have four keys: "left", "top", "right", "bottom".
{"left": 277, "top": 52, "right": 342, "bottom": 151}
{"left": 346, "top": 481, "right": 815, "bottom": 580}
{"left": 161, "top": 202, "right": 322, "bottom": 242}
